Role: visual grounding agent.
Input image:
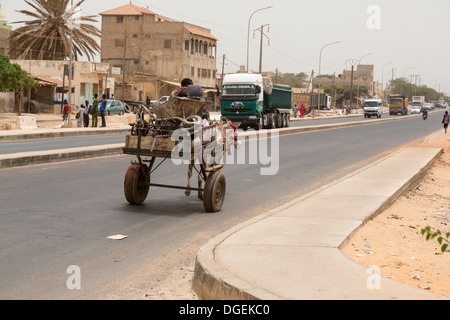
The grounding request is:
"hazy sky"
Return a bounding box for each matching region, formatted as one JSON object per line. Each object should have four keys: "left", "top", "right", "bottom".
{"left": 1, "top": 0, "right": 450, "bottom": 94}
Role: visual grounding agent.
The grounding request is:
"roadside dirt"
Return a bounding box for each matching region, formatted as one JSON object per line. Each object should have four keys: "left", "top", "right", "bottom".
{"left": 342, "top": 131, "right": 450, "bottom": 298}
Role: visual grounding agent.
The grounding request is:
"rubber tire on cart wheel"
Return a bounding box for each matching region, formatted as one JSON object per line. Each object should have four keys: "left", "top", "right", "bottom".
{"left": 203, "top": 171, "right": 226, "bottom": 213}
{"left": 124, "top": 163, "right": 150, "bottom": 205}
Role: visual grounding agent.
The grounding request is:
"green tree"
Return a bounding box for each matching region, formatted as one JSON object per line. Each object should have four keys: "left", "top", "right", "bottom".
{"left": 274, "top": 72, "right": 308, "bottom": 88}
{"left": 0, "top": 53, "right": 39, "bottom": 114}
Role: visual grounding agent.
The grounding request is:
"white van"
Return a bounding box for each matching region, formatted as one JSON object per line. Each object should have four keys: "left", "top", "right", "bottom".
{"left": 364, "top": 98, "right": 383, "bottom": 118}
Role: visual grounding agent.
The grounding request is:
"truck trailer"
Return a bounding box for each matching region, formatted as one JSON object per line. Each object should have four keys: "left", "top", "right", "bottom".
{"left": 220, "top": 73, "right": 293, "bottom": 130}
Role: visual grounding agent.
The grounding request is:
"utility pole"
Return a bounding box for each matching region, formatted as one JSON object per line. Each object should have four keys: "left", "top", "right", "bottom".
{"left": 346, "top": 59, "right": 358, "bottom": 109}
{"left": 221, "top": 54, "right": 225, "bottom": 87}
{"left": 122, "top": 30, "right": 128, "bottom": 103}
{"left": 254, "top": 24, "right": 270, "bottom": 74}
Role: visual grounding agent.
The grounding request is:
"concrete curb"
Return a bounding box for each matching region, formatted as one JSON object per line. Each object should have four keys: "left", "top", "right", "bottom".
{"left": 0, "top": 144, "right": 124, "bottom": 169}
{"left": 192, "top": 147, "right": 446, "bottom": 300}
{"left": 0, "top": 127, "right": 130, "bottom": 141}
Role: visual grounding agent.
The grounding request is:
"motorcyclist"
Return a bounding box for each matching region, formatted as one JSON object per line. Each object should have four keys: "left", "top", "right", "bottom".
{"left": 422, "top": 107, "right": 428, "bottom": 119}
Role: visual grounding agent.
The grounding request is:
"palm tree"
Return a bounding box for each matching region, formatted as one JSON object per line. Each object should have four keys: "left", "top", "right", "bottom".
{"left": 9, "top": 0, "right": 101, "bottom": 61}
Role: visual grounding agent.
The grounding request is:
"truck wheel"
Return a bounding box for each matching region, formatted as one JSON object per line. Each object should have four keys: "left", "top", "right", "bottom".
{"left": 269, "top": 114, "right": 276, "bottom": 129}
{"left": 276, "top": 113, "right": 283, "bottom": 128}
{"left": 203, "top": 171, "right": 226, "bottom": 212}
{"left": 286, "top": 114, "right": 291, "bottom": 127}
{"left": 124, "top": 163, "right": 150, "bottom": 205}
{"left": 282, "top": 114, "right": 287, "bottom": 127}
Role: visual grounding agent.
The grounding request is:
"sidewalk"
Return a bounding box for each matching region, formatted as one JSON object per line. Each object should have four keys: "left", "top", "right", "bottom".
{"left": 192, "top": 137, "right": 450, "bottom": 300}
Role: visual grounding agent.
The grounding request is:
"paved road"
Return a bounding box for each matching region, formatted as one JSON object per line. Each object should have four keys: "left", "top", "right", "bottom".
{"left": 0, "top": 113, "right": 419, "bottom": 155}
{"left": 0, "top": 112, "right": 443, "bottom": 299}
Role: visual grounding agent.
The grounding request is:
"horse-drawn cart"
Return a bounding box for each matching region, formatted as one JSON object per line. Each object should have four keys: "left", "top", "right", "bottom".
{"left": 122, "top": 94, "right": 237, "bottom": 212}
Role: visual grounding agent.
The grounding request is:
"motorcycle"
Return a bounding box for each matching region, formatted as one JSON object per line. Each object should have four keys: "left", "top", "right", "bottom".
{"left": 422, "top": 110, "right": 428, "bottom": 120}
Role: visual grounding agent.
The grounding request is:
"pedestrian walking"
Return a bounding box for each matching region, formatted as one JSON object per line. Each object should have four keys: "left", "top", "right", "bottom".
{"left": 99, "top": 94, "right": 107, "bottom": 127}
{"left": 442, "top": 111, "right": 449, "bottom": 134}
{"left": 83, "top": 100, "right": 90, "bottom": 127}
{"left": 76, "top": 105, "right": 86, "bottom": 128}
{"left": 293, "top": 104, "right": 299, "bottom": 118}
{"left": 91, "top": 94, "right": 99, "bottom": 127}
{"left": 62, "top": 99, "right": 70, "bottom": 122}
{"left": 300, "top": 104, "right": 306, "bottom": 118}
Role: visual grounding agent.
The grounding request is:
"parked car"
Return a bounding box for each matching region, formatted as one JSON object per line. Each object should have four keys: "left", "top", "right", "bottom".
{"left": 104, "top": 100, "right": 125, "bottom": 115}
{"left": 154, "top": 96, "right": 170, "bottom": 107}
{"left": 411, "top": 105, "right": 422, "bottom": 114}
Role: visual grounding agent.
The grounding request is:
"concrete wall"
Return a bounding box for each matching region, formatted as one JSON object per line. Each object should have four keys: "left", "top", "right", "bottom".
{"left": 11, "top": 60, "right": 109, "bottom": 107}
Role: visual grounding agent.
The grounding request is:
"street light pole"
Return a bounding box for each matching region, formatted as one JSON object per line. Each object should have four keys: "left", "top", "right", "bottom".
{"left": 317, "top": 41, "right": 340, "bottom": 114}
{"left": 247, "top": 6, "right": 273, "bottom": 73}
{"left": 382, "top": 61, "right": 394, "bottom": 101}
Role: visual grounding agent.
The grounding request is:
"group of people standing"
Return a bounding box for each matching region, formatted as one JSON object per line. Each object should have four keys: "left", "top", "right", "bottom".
{"left": 62, "top": 94, "right": 108, "bottom": 128}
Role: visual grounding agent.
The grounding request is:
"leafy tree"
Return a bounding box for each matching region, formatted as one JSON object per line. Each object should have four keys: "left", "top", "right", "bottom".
{"left": 9, "top": 0, "right": 101, "bottom": 61}
{"left": 0, "top": 53, "right": 38, "bottom": 93}
{"left": 0, "top": 53, "right": 39, "bottom": 115}
{"left": 274, "top": 72, "right": 308, "bottom": 88}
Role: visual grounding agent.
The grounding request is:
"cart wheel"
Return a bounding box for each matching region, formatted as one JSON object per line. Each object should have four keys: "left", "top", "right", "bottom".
{"left": 198, "top": 174, "right": 204, "bottom": 200}
{"left": 203, "top": 171, "right": 226, "bottom": 212}
{"left": 124, "top": 163, "right": 150, "bottom": 205}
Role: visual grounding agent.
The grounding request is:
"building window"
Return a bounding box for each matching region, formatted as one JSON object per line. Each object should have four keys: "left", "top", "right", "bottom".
{"left": 116, "top": 16, "right": 123, "bottom": 23}
{"left": 195, "top": 40, "right": 198, "bottom": 55}
{"left": 191, "top": 67, "right": 195, "bottom": 77}
{"left": 164, "top": 40, "right": 172, "bottom": 49}
{"left": 134, "top": 60, "right": 139, "bottom": 65}
{"left": 133, "top": 34, "right": 138, "bottom": 38}
{"left": 204, "top": 43, "right": 208, "bottom": 56}
{"left": 202, "top": 69, "right": 208, "bottom": 78}
{"left": 185, "top": 40, "right": 189, "bottom": 51}
{"left": 115, "top": 39, "right": 124, "bottom": 47}
{"left": 146, "top": 61, "right": 150, "bottom": 65}
{"left": 191, "top": 39, "right": 194, "bottom": 55}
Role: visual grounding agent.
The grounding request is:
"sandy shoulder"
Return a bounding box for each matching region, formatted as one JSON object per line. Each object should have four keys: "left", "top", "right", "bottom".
{"left": 342, "top": 132, "right": 450, "bottom": 297}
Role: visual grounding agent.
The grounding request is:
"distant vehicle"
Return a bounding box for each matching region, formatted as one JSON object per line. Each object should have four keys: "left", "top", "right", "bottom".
{"left": 363, "top": 98, "right": 383, "bottom": 118}
{"left": 155, "top": 96, "right": 170, "bottom": 106}
{"left": 221, "top": 73, "right": 292, "bottom": 130}
{"left": 104, "top": 100, "right": 125, "bottom": 115}
{"left": 412, "top": 96, "right": 425, "bottom": 110}
{"left": 411, "top": 105, "right": 422, "bottom": 114}
{"left": 389, "top": 95, "right": 408, "bottom": 115}
{"left": 423, "top": 103, "right": 434, "bottom": 111}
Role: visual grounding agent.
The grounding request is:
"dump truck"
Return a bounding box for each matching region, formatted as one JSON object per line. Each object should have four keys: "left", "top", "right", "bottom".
{"left": 389, "top": 95, "right": 409, "bottom": 115}
{"left": 220, "top": 73, "right": 293, "bottom": 130}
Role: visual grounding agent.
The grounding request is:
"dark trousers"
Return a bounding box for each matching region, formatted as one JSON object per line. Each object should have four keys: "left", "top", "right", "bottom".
{"left": 101, "top": 112, "right": 106, "bottom": 127}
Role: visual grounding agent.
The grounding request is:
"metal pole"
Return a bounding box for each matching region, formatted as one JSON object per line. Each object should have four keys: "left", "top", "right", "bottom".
{"left": 318, "top": 41, "right": 340, "bottom": 113}
{"left": 68, "top": 0, "right": 73, "bottom": 126}
{"left": 246, "top": 6, "right": 273, "bottom": 73}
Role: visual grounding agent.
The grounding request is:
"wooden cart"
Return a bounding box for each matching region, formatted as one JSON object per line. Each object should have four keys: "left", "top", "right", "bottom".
{"left": 122, "top": 96, "right": 233, "bottom": 213}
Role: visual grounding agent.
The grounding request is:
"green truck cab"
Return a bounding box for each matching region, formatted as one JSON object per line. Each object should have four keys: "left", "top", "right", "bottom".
{"left": 220, "top": 73, "right": 293, "bottom": 130}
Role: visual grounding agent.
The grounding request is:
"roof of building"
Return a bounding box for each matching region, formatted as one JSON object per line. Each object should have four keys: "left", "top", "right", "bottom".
{"left": 185, "top": 27, "right": 217, "bottom": 41}
{"left": 99, "top": 2, "right": 157, "bottom": 16}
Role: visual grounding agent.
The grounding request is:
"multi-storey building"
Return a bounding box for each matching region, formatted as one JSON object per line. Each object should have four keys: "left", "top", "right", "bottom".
{"left": 99, "top": 3, "right": 218, "bottom": 102}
